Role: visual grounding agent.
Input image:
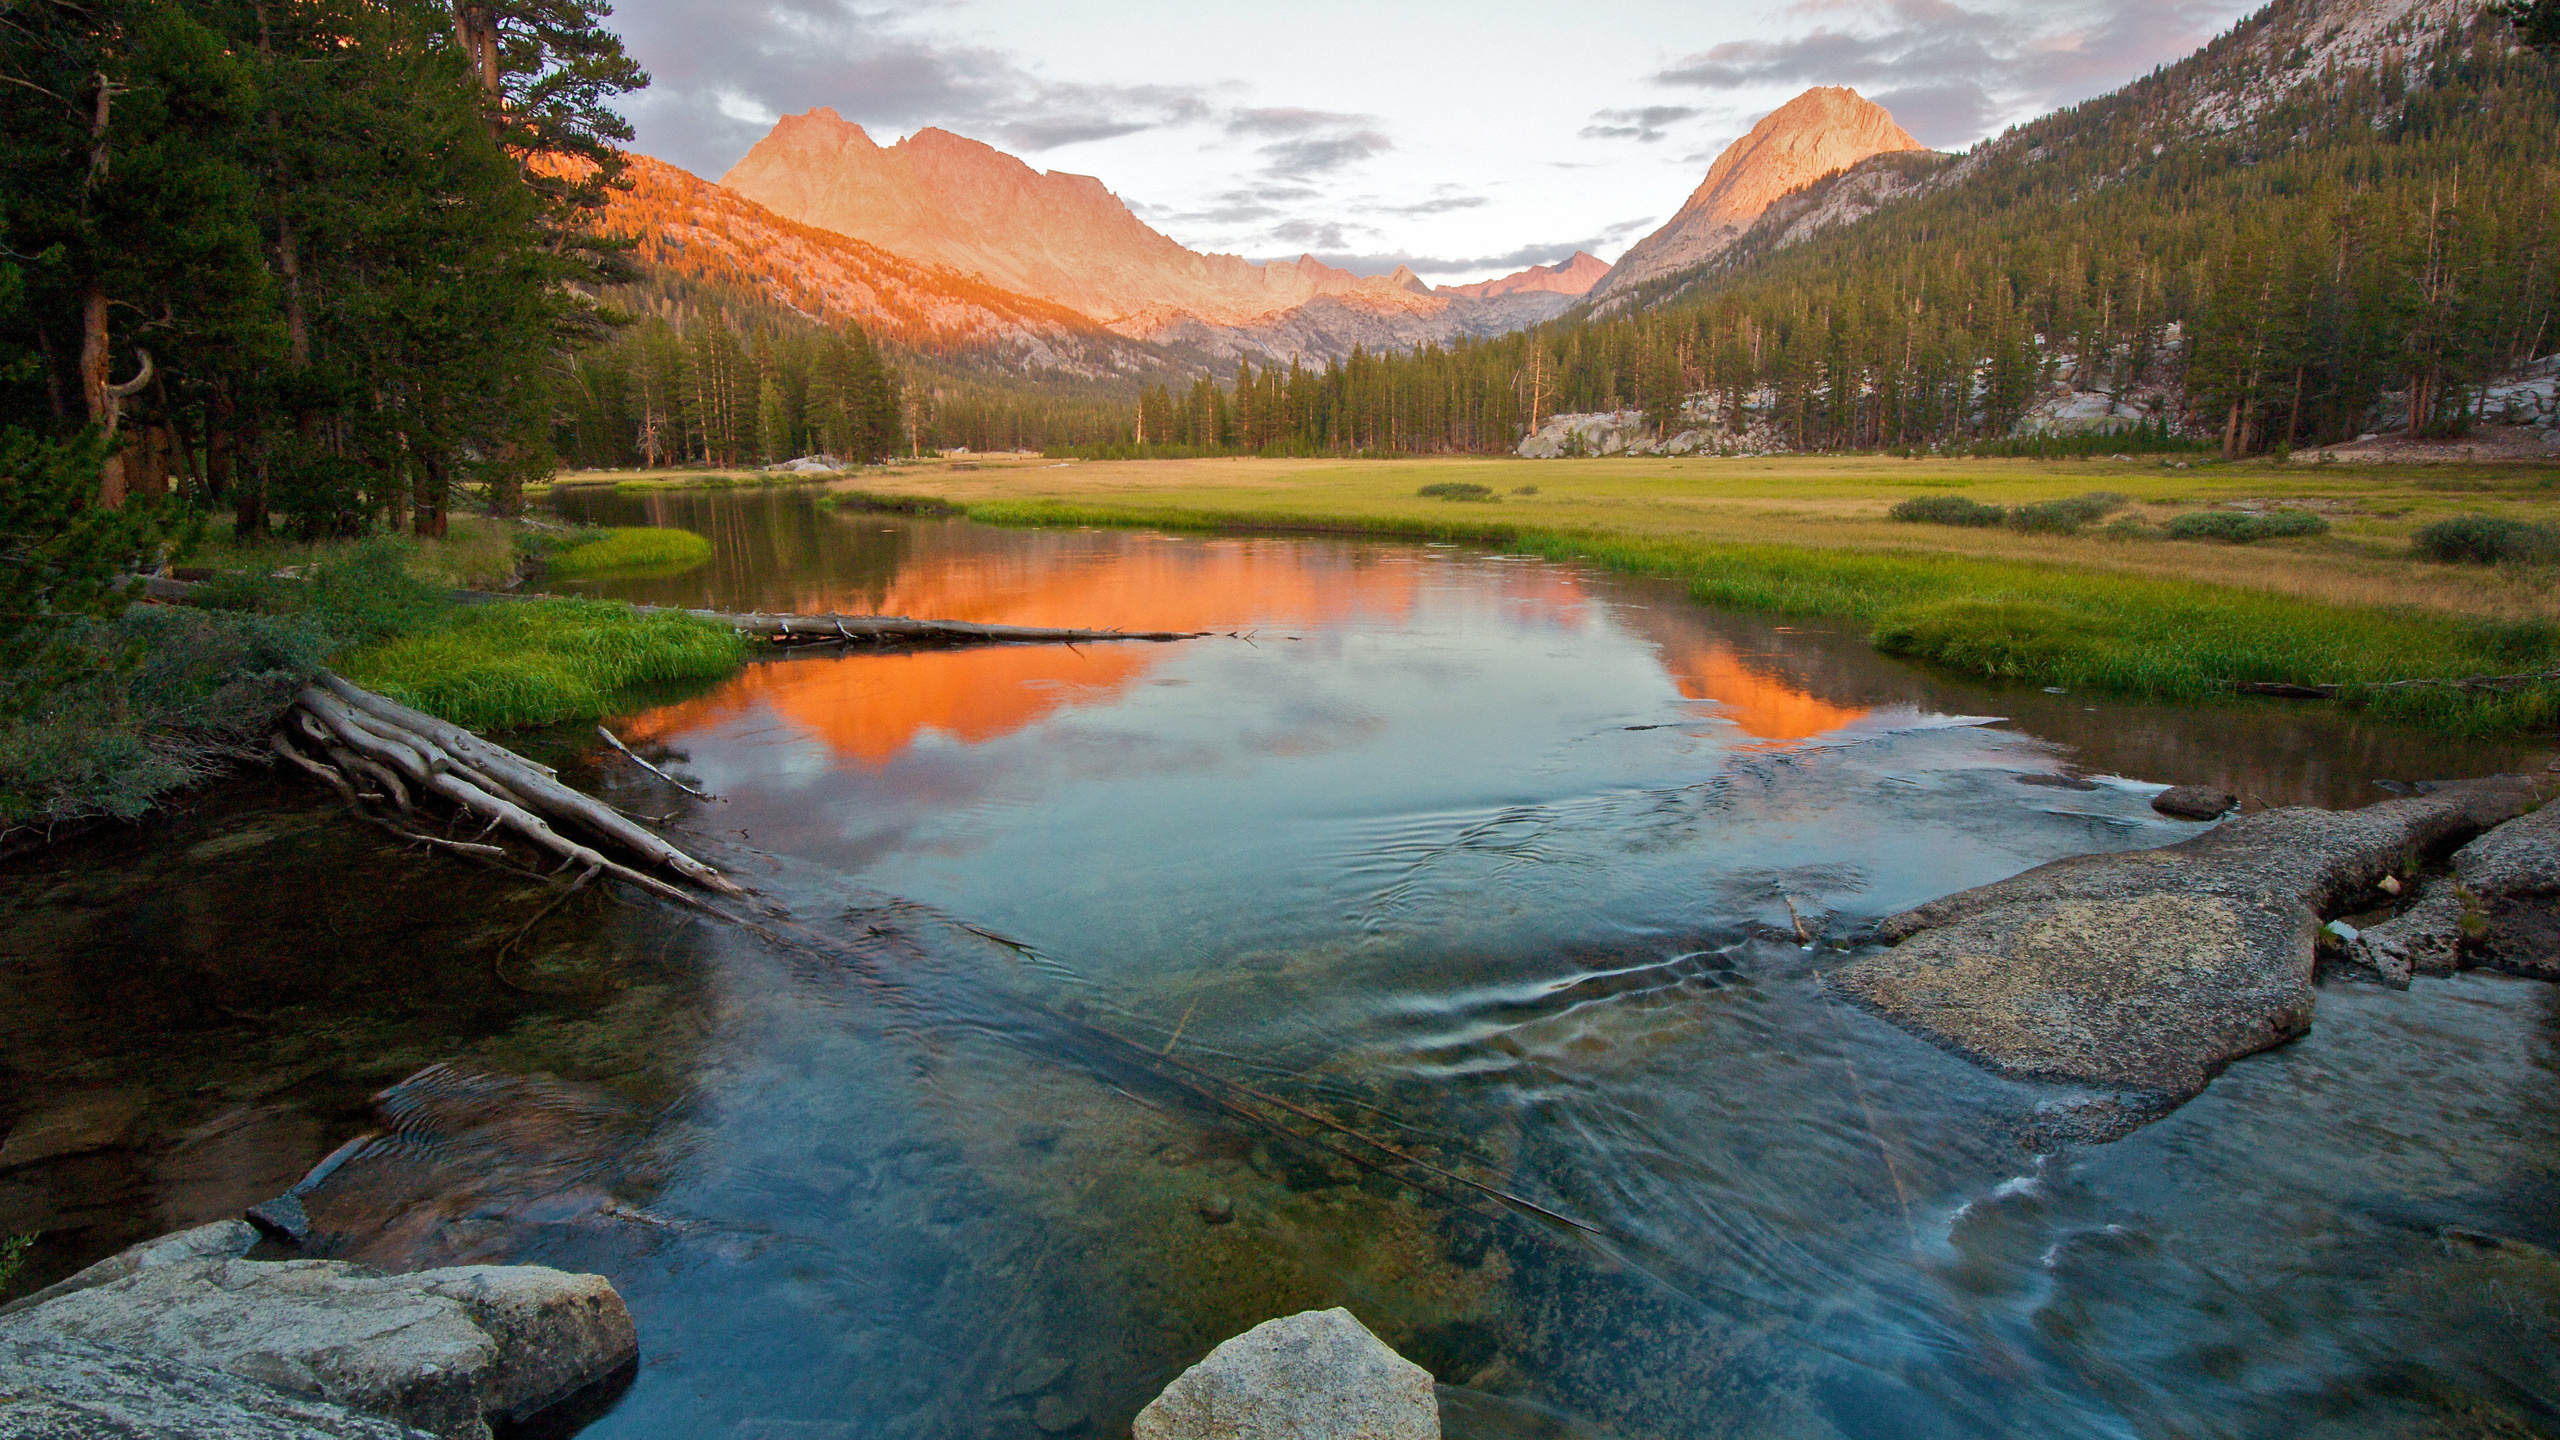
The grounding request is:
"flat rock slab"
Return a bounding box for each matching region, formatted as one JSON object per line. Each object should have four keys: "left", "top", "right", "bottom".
{"left": 0, "top": 1223, "right": 635, "bottom": 1440}
{"left": 1133, "top": 1308, "right": 1439, "bottom": 1440}
{"left": 1835, "top": 779, "right": 2532, "bottom": 1137}
{"left": 2351, "top": 799, "right": 2560, "bottom": 984}
{"left": 0, "top": 1334, "right": 424, "bottom": 1439}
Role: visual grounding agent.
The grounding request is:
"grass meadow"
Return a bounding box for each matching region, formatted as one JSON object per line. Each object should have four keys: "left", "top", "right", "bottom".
{"left": 814, "top": 451, "right": 2560, "bottom": 736}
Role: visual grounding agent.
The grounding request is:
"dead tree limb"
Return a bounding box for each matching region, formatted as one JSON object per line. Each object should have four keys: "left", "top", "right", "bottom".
{"left": 273, "top": 671, "right": 741, "bottom": 903}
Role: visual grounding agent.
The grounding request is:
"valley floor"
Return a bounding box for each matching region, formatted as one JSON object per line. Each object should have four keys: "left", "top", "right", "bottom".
{"left": 804, "top": 451, "right": 2560, "bottom": 735}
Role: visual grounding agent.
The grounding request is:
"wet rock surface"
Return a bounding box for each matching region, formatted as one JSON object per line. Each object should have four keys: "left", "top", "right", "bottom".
{"left": 2150, "top": 785, "right": 2237, "bottom": 820}
{"left": 0, "top": 1222, "right": 636, "bottom": 1440}
{"left": 1132, "top": 1307, "right": 1439, "bottom": 1440}
{"left": 1835, "top": 779, "right": 2536, "bottom": 1139}
{"left": 2349, "top": 799, "right": 2560, "bottom": 985}
{"left": 0, "top": 1334, "right": 426, "bottom": 1439}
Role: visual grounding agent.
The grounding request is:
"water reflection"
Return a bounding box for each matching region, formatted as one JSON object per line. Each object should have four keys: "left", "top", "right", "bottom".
{"left": 9, "top": 490, "right": 2551, "bottom": 1440}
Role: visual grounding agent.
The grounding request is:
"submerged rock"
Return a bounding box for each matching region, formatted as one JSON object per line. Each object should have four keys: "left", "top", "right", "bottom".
{"left": 0, "top": 1334, "right": 425, "bottom": 1439}
{"left": 1835, "top": 779, "right": 2533, "bottom": 1140}
{"left": 2349, "top": 800, "right": 2560, "bottom": 986}
{"left": 1132, "top": 1307, "right": 1438, "bottom": 1440}
{"left": 0, "top": 1222, "right": 636, "bottom": 1440}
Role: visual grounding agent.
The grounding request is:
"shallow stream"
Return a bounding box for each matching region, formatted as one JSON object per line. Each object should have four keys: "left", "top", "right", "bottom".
{"left": 4, "top": 487, "right": 2555, "bottom": 1439}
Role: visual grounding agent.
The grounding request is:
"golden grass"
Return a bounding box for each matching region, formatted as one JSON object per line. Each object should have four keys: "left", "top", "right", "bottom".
{"left": 823, "top": 453, "right": 2560, "bottom": 624}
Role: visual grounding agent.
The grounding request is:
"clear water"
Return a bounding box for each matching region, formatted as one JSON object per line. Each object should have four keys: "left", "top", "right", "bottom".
{"left": 4, "top": 488, "right": 2553, "bottom": 1440}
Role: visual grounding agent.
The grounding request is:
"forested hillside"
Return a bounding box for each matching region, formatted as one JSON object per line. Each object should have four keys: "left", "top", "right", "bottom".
{"left": 1082, "top": 0, "right": 2559, "bottom": 459}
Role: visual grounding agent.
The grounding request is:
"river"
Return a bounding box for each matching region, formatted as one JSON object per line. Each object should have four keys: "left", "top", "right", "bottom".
{"left": 3, "top": 486, "right": 2554, "bottom": 1439}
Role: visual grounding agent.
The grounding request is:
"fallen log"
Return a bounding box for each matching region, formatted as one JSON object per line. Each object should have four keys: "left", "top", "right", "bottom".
{"left": 2235, "top": 669, "right": 2560, "bottom": 700}
{"left": 275, "top": 670, "right": 741, "bottom": 902}
{"left": 630, "top": 603, "right": 1210, "bottom": 648}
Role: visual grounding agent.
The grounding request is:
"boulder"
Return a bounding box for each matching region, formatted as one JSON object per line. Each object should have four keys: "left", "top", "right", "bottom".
{"left": 0, "top": 1227, "right": 636, "bottom": 1440}
{"left": 0, "top": 1334, "right": 426, "bottom": 1439}
{"left": 1834, "top": 778, "right": 2533, "bottom": 1140}
{"left": 2349, "top": 800, "right": 2560, "bottom": 986}
{"left": 1132, "top": 1308, "right": 1438, "bottom": 1440}
{"left": 2151, "top": 785, "right": 2236, "bottom": 820}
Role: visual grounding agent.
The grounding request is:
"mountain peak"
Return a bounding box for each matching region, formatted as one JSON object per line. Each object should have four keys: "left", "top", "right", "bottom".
{"left": 1438, "top": 250, "right": 1612, "bottom": 300}
{"left": 1595, "top": 87, "right": 1925, "bottom": 298}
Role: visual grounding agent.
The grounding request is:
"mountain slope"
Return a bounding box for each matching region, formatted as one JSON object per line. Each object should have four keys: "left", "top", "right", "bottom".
{"left": 718, "top": 111, "right": 1438, "bottom": 330}
{"left": 1437, "top": 252, "right": 1612, "bottom": 300}
{"left": 594, "top": 153, "right": 1152, "bottom": 376}
{"left": 1593, "top": 88, "right": 1926, "bottom": 300}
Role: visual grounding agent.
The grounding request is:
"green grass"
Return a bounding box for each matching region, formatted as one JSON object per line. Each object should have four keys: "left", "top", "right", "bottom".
{"left": 546, "top": 527, "right": 713, "bottom": 579}
{"left": 958, "top": 493, "right": 2560, "bottom": 738}
{"left": 336, "top": 599, "right": 748, "bottom": 733}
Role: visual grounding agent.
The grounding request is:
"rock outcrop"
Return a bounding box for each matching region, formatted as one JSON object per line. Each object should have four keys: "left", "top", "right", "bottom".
{"left": 1835, "top": 779, "right": 2535, "bottom": 1139}
{"left": 0, "top": 1334, "right": 426, "bottom": 1439}
{"left": 1593, "top": 88, "right": 1926, "bottom": 300}
{"left": 0, "top": 1223, "right": 636, "bottom": 1440}
{"left": 2349, "top": 799, "right": 2560, "bottom": 985}
{"left": 1132, "top": 1308, "right": 1439, "bottom": 1440}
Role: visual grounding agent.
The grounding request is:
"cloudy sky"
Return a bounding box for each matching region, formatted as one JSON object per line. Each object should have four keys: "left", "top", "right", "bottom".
{"left": 609, "top": 0, "right": 2254, "bottom": 286}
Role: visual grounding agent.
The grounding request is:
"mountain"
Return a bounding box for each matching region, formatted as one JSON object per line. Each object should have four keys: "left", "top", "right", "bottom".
{"left": 592, "top": 152, "right": 1151, "bottom": 376}
{"left": 718, "top": 111, "right": 1439, "bottom": 332}
{"left": 1436, "top": 252, "right": 1612, "bottom": 300}
{"left": 1592, "top": 88, "right": 1926, "bottom": 301}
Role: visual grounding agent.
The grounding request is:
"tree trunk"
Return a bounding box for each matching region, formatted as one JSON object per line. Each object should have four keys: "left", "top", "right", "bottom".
{"left": 416, "top": 448, "right": 449, "bottom": 539}
{"left": 2222, "top": 399, "right": 2244, "bottom": 460}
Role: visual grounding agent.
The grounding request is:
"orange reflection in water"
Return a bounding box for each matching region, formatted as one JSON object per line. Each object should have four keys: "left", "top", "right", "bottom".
{"left": 622, "top": 541, "right": 1456, "bottom": 764}
{"left": 623, "top": 537, "right": 1870, "bottom": 764}
{"left": 1659, "top": 641, "right": 1872, "bottom": 745}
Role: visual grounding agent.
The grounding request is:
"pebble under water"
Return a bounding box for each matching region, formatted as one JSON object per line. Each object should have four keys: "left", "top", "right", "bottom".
{"left": 3, "top": 487, "right": 2554, "bottom": 1439}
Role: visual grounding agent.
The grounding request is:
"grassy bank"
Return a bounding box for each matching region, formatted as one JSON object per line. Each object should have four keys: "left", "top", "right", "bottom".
{"left": 547, "top": 526, "right": 714, "bottom": 579}
{"left": 832, "top": 453, "right": 2560, "bottom": 737}
{"left": 336, "top": 598, "right": 745, "bottom": 732}
{"left": 4, "top": 525, "right": 748, "bottom": 835}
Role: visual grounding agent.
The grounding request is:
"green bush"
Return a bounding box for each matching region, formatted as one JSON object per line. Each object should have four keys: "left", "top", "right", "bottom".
{"left": 1888, "top": 495, "right": 2006, "bottom": 527}
{"left": 0, "top": 1233, "right": 30, "bottom": 1297}
{"left": 0, "top": 608, "right": 327, "bottom": 832}
{"left": 1418, "top": 482, "right": 1497, "bottom": 502}
{"left": 2008, "top": 492, "right": 2129, "bottom": 534}
{"left": 547, "top": 527, "right": 713, "bottom": 578}
{"left": 2164, "top": 510, "right": 2331, "bottom": 543}
{"left": 2412, "top": 515, "right": 2560, "bottom": 565}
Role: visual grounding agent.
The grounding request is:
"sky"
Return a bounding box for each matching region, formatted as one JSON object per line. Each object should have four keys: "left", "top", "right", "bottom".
{"left": 607, "top": 0, "right": 2257, "bottom": 287}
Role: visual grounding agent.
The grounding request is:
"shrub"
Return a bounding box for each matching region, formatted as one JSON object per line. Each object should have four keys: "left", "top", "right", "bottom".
{"left": 2007, "top": 492, "right": 2129, "bottom": 534}
{"left": 1888, "top": 495, "right": 2005, "bottom": 527}
{"left": 0, "top": 608, "right": 327, "bottom": 832}
{"left": 547, "top": 527, "right": 714, "bottom": 578}
{"left": 1871, "top": 599, "right": 2104, "bottom": 678}
{"left": 2413, "top": 515, "right": 2560, "bottom": 565}
{"left": 194, "top": 538, "right": 453, "bottom": 647}
{"left": 1418, "top": 483, "right": 1496, "bottom": 502}
{"left": 2164, "top": 510, "right": 2331, "bottom": 543}
{"left": 1512, "top": 485, "right": 1540, "bottom": 496}
{"left": 0, "top": 1233, "right": 29, "bottom": 1297}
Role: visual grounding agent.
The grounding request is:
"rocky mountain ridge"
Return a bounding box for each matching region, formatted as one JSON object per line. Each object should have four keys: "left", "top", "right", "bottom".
{"left": 594, "top": 152, "right": 1150, "bottom": 377}
{"left": 1436, "top": 251, "right": 1611, "bottom": 300}
{"left": 719, "top": 111, "right": 1443, "bottom": 333}
{"left": 1593, "top": 88, "right": 1925, "bottom": 301}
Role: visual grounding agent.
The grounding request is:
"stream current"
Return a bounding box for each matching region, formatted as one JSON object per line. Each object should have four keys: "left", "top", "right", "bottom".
{"left": 4, "top": 486, "right": 2556, "bottom": 1439}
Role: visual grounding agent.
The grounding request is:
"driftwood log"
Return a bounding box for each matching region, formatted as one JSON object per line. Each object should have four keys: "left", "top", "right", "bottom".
{"left": 273, "top": 670, "right": 742, "bottom": 904}
{"left": 611, "top": 601, "right": 1209, "bottom": 649}
{"left": 2236, "top": 670, "right": 2560, "bottom": 700}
